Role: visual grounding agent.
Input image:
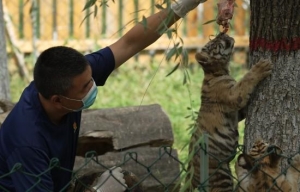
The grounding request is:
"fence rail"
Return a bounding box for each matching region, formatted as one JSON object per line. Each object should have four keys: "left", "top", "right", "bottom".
{"left": 4, "top": 0, "right": 250, "bottom": 55}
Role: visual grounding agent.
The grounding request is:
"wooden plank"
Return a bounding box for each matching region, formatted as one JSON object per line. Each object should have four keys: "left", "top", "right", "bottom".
{"left": 186, "top": 9, "right": 198, "bottom": 37}
{"left": 88, "top": 1, "right": 103, "bottom": 39}
{"left": 74, "top": 146, "right": 180, "bottom": 192}
{"left": 234, "top": 0, "right": 246, "bottom": 36}
{"left": 3, "top": 1, "right": 31, "bottom": 81}
{"left": 105, "top": 0, "right": 119, "bottom": 38}
{"left": 122, "top": 0, "right": 135, "bottom": 35}
{"left": 77, "top": 104, "right": 174, "bottom": 156}
{"left": 73, "top": 0, "right": 85, "bottom": 39}
{"left": 39, "top": 0, "right": 53, "bottom": 40}
{"left": 202, "top": 0, "right": 215, "bottom": 37}
{"left": 3, "top": 0, "right": 19, "bottom": 37}
{"left": 56, "top": 0, "right": 69, "bottom": 39}
{"left": 22, "top": 0, "right": 32, "bottom": 40}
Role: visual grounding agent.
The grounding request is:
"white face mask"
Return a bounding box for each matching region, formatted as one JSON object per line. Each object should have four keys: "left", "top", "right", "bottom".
{"left": 61, "top": 80, "right": 98, "bottom": 112}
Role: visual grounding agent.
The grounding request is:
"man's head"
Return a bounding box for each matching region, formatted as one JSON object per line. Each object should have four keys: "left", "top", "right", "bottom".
{"left": 34, "top": 46, "right": 96, "bottom": 112}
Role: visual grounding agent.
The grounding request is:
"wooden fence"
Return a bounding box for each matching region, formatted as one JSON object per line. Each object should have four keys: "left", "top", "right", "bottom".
{"left": 4, "top": 0, "right": 250, "bottom": 65}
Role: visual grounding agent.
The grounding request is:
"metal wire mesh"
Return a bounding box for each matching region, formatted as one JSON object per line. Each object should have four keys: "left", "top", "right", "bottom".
{"left": 1, "top": 140, "right": 300, "bottom": 192}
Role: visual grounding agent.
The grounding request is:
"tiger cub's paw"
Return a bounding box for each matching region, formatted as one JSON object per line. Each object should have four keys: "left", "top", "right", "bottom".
{"left": 251, "top": 59, "right": 273, "bottom": 80}
{"left": 290, "top": 154, "right": 300, "bottom": 171}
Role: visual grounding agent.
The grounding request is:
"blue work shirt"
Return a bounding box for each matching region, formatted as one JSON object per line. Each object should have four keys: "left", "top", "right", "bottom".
{"left": 0, "top": 47, "right": 115, "bottom": 191}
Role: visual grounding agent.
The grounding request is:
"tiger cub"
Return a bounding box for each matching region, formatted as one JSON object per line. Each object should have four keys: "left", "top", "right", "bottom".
{"left": 185, "top": 33, "right": 273, "bottom": 191}
{"left": 235, "top": 139, "right": 300, "bottom": 192}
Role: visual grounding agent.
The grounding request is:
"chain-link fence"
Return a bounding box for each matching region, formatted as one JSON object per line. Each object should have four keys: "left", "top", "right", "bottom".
{"left": 1, "top": 135, "right": 300, "bottom": 192}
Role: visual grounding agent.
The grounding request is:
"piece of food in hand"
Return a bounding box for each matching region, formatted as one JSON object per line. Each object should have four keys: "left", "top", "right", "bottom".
{"left": 216, "top": 0, "right": 235, "bottom": 33}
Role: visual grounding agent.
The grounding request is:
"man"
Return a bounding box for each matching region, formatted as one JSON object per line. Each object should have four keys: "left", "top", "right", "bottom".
{"left": 0, "top": 0, "right": 206, "bottom": 191}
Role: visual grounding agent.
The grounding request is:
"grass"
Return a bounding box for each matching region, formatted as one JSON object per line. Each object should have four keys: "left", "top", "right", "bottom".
{"left": 9, "top": 57, "right": 247, "bottom": 170}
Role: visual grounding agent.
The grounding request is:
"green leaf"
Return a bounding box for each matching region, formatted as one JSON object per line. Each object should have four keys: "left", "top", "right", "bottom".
{"left": 166, "top": 63, "right": 180, "bottom": 77}
{"left": 142, "top": 15, "right": 147, "bottom": 30}
{"left": 166, "top": 30, "right": 172, "bottom": 39}
{"left": 166, "top": 43, "right": 179, "bottom": 61}
{"left": 183, "top": 72, "right": 187, "bottom": 85}
{"left": 83, "top": 0, "right": 97, "bottom": 11}
{"left": 185, "top": 69, "right": 191, "bottom": 83}
{"left": 166, "top": 28, "right": 177, "bottom": 39}
{"left": 181, "top": 48, "right": 189, "bottom": 67}
{"left": 174, "top": 46, "right": 182, "bottom": 60}
{"left": 80, "top": 11, "right": 94, "bottom": 27}
{"left": 203, "top": 19, "right": 216, "bottom": 25}
{"left": 94, "top": 5, "right": 98, "bottom": 18}
{"left": 179, "top": 37, "right": 184, "bottom": 44}
{"left": 155, "top": 4, "right": 164, "bottom": 10}
{"left": 100, "top": 1, "right": 109, "bottom": 7}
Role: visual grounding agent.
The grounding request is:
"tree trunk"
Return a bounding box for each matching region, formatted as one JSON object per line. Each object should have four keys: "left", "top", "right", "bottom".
{"left": 245, "top": 1, "right": 300, "bottom": 157}
{"left": 0, "top": 0, "right": 10, "bottom": 101}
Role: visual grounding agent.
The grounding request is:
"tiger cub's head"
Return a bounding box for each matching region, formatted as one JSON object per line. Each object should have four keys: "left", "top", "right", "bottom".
{"left": 196, "top": 33, "right": 234, "bottom": 74}
{"left": 237, "top": 139, "right": 283, "bottom": 171}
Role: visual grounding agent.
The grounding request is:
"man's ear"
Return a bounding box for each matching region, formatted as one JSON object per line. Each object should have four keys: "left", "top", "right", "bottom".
{"left": 49, "top": 95, "right": 63, "bottom": 108}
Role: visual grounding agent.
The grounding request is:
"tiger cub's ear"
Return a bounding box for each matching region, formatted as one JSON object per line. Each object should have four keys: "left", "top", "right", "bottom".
{"left": 266, "top": 145, "right": 282, "bottom": 168}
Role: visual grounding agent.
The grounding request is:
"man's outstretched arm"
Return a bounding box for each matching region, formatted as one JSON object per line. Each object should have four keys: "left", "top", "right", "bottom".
{"left": 109, "top": 0, "right": 206, "bottom": 69}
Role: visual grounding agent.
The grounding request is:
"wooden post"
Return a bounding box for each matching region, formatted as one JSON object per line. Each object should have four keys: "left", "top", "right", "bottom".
{"left": 56, "top": 0, "right": 68, "bottom": 39}
{"left": 234, "top": 0, "right": 246, "bottom": 36}
{"left": 39, "top": 0, "right": 53, "bottom": 40}
{"left": 105, "top": 0, "right": 118, "bottom": 38}
{"left": 122, "top": 0, "right": 135, "bottom": 35}
{"left": 202, "top": 0, "right": 215, "bottom": 38}
{"left": 3, "top": 0, "right": 31, "bottom": 82}
{"left": 186, "top": 9, "right": 198, "bottom": 64}
{"left": 186, "top": 9, "right": 198, "bottom": 37}
{"left": 3, "top": 0, "right": 18, "bottom": 35}
{"left": 232, "top": 0, "right": 248, "bottom": 65}
{"left": 73, "top": 0, "right": 85, "bottom": 40}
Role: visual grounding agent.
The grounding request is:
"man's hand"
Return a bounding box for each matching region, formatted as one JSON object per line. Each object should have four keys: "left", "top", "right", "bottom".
{"left": 93, "top": 167, "right": 127, "bottom": 192}
{"left": 171, "top": 0, "right": 207, "bottom": 18}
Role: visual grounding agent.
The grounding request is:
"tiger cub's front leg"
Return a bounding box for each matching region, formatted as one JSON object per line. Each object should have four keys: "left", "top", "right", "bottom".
{"left": 225, "top": 59, "right": 273, "bottom": 109}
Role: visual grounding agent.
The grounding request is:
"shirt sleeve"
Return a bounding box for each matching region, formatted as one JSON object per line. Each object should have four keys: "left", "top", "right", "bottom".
{"left": 6, "top": 147, "right": 53, "bottom": 192}
{"left": 85, "top": 47, "right": 115, "bottom": 86}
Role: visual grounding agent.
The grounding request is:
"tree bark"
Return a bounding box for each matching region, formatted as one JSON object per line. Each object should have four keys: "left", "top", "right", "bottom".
{"left": 0, "top": 0, "right": 10, "bottom": 100}
{"left": 245, "top": 1, "right": 300, "bottom": 156}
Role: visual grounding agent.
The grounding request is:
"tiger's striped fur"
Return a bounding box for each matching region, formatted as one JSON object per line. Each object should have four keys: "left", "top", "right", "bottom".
{"left": 235, "top": 139, "right": 300, "bottom": 192}
{"left": 185, "top": 33, "right": 273, "bottom": 191}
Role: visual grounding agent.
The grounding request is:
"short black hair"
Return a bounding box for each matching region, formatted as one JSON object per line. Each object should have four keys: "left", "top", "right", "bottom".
{"left": 33, "top": 46, "right": 89, "bottom": 99}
